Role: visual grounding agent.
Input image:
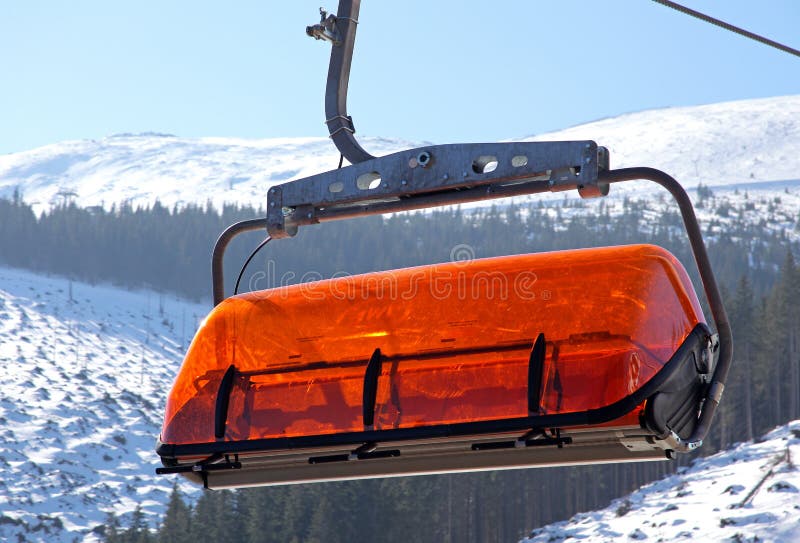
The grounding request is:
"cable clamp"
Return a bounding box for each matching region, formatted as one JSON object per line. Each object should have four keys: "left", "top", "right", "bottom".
{"left": 325, "top": 114, "right": 356, "bottom": 137}
{"left": 306, "top": 8, "right": 342, "bottom": 46}
{"left": 328, "top": 125, "right": 356, "bottom": 137}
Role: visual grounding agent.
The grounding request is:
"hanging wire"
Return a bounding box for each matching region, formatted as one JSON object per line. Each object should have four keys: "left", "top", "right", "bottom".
{"left": 233, "top": 236, "right": 272, "bottom": 296}
{"left": 652, "top": 0, "right": 800, "bottom": 58}
{"left": 338, "top": 153, "right": 344, "bottom": 169}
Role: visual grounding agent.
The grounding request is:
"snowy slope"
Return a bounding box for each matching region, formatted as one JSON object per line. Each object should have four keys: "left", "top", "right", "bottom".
{"left": 0, "top": 95, "right": 798, "bottom": 215}
{"left": 0, "top": 135, "right": 420, "bottom": 214}
{"left": 0, "top": 267, "right": 206, "bottom": 542}
{"left": 527, "top": 94, "right": 800, "bottom": 187}
{"left": 523, "top": 422, "right": 800, "bottom": 543}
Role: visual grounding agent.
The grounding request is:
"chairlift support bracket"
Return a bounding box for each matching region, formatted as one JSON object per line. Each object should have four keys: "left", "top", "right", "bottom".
{"left": 266, "top": 142, "right": 610, "bottom": 239}
{"left": 156, "top": 453, "right": 242, "bottom": 489}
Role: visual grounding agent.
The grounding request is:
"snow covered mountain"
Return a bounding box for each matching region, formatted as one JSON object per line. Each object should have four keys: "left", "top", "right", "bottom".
{"left": 526, "top": 94, "right": 800, "bottom": 188}
{"left": 522, "top": 422, "right": 800, "bottom": 543}
{"left": 0, "top": 95, "right": 798, "bottom": 215}
{"left": 0, "top": 266, "right": 205, "bottom": 542}
{"left": 0, "top": 135, "right": 420, "bottom": 214}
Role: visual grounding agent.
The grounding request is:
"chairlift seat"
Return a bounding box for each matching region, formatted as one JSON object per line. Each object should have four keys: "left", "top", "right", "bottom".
{"left": 156, "top": 244, "right": 714, "bottom": 488}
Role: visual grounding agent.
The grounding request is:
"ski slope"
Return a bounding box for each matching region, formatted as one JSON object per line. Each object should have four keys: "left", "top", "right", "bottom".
{"left": 0, "top": 267, "right": 205, "bottom": 541}
{"left": 523, "top": 423, "right": 800, "bottom": 543}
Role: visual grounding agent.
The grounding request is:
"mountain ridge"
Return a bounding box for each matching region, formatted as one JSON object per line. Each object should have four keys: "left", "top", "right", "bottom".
{"left": 0, "top": 95, "right": 797, "bottom": 215}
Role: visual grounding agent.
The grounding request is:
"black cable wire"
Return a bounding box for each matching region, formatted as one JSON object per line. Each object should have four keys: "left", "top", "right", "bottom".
{"left": 233, "top": 236, "right": 272, "bottom": 296}
{"left": 652, "top": 0, "right": 800, "bottom": 58}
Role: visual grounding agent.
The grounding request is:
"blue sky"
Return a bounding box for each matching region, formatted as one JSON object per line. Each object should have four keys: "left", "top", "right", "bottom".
{"left": 1, "top": 1, "right": 798, "bottom": 155}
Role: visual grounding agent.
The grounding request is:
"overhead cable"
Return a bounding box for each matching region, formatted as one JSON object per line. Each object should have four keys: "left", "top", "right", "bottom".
{"left": 652, "top": 0, "right": 800, "bottom": 59}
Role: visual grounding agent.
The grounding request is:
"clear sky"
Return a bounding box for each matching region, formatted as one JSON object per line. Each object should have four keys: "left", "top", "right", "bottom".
{"left": 1, "top": 1, "right": 798, "bottom": 155}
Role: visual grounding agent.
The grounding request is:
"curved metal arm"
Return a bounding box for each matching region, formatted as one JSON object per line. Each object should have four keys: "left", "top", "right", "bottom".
{"left": 599, "top": 167, "right": 733, "bottom": 451}
{"left": 322, "top": 0, "right": 375, "bottom": 164}
{"left": 211, "top": 218, "right": 268, "bottom": 306}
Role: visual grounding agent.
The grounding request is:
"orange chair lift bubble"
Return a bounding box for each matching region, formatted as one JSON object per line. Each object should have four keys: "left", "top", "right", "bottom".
{"left": 156, "top": 0, "right": 732, "bottom": 489}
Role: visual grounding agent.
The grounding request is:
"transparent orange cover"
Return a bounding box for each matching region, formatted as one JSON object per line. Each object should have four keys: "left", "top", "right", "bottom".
{"left": 161, "top": 244, "right": 704, "bottom": 446}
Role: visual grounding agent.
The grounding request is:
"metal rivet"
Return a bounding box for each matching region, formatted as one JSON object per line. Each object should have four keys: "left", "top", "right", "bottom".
{"left": 585, "top": 157, "right": 591, "bottom": 164}
{"left": 401, "top": 179, "right": 408, "bottom": 185}
{"left": 443, "top": 174, "right": 449, "bottom": 181}
{"left": 307, "top": 212, "right": 313, "bottom": 219}
{"left": 462, "top": 171, "right": 468, "bottom": 177}
{"left": 270, "top": 202, "right": 276, "bottom": 207}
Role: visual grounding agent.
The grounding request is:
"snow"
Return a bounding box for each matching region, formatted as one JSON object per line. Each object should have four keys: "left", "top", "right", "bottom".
{"left": 0, "top": 267, "right": 206, "bottom": 541}
{"left": 522, "top": 423, "right": 800, "bottom": 543}
{"left": 527, "top": 95, "right": 800, "bottom": 188}
{"left": 0, "top": 134, "right": 420, "bottom": 214}
{"left": 0, "top": 95, "right": 797, "bottom": 216}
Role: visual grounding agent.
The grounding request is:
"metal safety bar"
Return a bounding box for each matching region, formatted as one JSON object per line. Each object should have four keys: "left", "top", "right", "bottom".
{"left": 599, "top": 167, "right": 733, "bottom": 452}
{"left": 211, "top": 218, "right": 267, "bottom": 306}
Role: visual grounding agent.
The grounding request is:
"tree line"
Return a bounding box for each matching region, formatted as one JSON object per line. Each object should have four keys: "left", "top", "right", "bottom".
{"left": 0, "top": 191, "right": 792, "bottom": 302}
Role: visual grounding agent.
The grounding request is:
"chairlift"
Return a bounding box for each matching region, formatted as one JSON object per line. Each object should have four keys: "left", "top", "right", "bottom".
{"left": 156, "top": 0, "right": 732, "bottom": 489}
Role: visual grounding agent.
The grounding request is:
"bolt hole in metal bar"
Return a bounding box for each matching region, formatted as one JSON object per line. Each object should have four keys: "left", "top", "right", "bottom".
{"left": 356, "top": 171, "right": 382, "bottom": 190}
{"left": 473, "top": 155, "right": 498, "bottom": 174}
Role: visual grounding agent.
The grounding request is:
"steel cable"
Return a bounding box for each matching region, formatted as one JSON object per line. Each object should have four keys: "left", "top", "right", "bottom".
{"left": 652, "top": 0, "right": 800, "bottom": 58}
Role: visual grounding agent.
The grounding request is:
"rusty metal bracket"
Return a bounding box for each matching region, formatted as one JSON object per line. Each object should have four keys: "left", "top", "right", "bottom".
{"left": 306, "top": 8, "right": 343, "bottom": 45}
{"left": 267, "top": 141, "right": 609, "bottom": 238}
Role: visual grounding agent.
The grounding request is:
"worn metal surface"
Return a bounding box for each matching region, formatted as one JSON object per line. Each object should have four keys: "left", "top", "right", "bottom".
{"left": 179, "top": 426, "right": 670, "bottom": 488}
{"left": 267, "top": 141, "right": 608, "bottom": 238}
{"left": 321, "top": 0, "right": 374, "bottom": 163}
{"left": 211, "top": 218, "right": 267, "bottom": 306}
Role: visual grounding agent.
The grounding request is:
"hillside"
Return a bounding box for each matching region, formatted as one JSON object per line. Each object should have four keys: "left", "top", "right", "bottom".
{"left": 526, "top": 94, "right": 800, "bottom": 187}
{"left": 0, "top": 95, "right": 798, "bottom": 215}
{"left": 523, "top": 422, "right": 800, "bottom": 543}
{"left": 0, "top": 267, "right": 204, "bottom": 542}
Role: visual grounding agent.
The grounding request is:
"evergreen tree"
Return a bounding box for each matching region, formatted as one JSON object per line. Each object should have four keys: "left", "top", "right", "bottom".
{"left": 122, "top": 506, "right": 154, "bottom": 543}
{"left": 158, "top": 485, "right": 192, "bottom": 543}
{"left": 102, "top": 511, "right": 121, "bottom": 543}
